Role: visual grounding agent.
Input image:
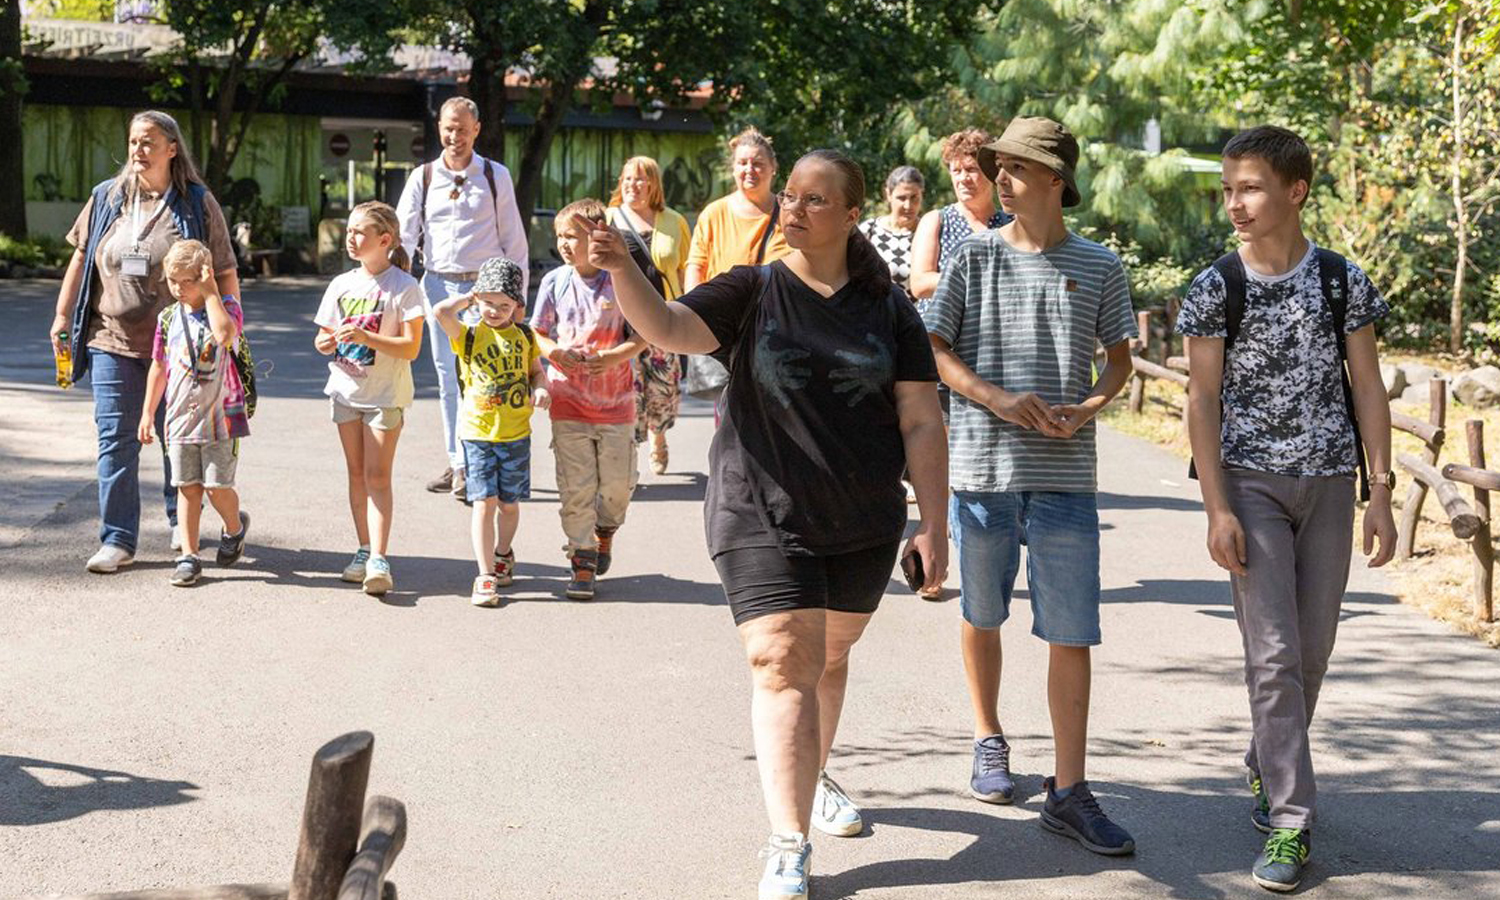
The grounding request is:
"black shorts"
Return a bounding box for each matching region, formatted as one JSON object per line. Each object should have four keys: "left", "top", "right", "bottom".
{"left": 714, "top": 541, "right": 902, "bottom": 626}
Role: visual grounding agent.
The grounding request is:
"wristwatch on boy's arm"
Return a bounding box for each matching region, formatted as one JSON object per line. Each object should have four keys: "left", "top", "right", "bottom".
{"left": 1370, "top": 471, "right": 1396, "bottom": 491}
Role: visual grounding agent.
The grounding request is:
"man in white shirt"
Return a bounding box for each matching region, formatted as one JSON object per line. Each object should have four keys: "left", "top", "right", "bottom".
{"left": 397, "top": 96, "right": 530, "bottom": 498}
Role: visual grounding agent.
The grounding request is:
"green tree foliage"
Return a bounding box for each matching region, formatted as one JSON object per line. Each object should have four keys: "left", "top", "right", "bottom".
{"left": 415, "top": 0, "right": 984, "bottom": 232}
{"left": 891, "top": 0, "right": 1246, "bottom": 298}
{"left": 148, "top": 0, "right": 406, "bottom": 192}
{"left": 1216, "top": 0, "right": 1500, "bottom": 355}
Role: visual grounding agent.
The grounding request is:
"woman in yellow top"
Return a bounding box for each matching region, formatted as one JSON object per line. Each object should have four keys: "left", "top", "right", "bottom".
{"left": 685, "top": 127, "right": 791, "bottom": 289}
{"left": 608, "top": 156, "right": 692, "bottom": 474}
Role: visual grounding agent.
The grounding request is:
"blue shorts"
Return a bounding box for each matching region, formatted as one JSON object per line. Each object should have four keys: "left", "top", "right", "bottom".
{"left": 462, "top": 437, "right": 531, "bottom": 503}
{"left": 950, "top": 490, "right": 1102, "bottom": 645}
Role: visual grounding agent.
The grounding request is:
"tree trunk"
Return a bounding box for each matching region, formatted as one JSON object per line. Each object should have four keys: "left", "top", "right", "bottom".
{"left": 513, "top": 78, "right": 578, "bottom": 235}
{"left": 0, "top": 0, "right": 28, "bottom": 238}
{"left": 468, "top": 46, "right": 508, "bottom": 164}
{"left": 1449, "top": 9, "right": 1468, "bottom": 357}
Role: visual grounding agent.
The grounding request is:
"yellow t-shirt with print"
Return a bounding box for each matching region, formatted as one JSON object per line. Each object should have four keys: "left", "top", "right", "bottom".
{"left": 453, "top": 322, "right": 541, "bottom": 442}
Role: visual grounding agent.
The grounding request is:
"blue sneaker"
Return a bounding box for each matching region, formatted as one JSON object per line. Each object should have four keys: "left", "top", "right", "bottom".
{"left": 1040, "top": 777, "right": 1136, "bottom": 855}
{"left": 362, "top": 555, "right": 393, "bottom": 596}
{"left": 758, "top": 832, "right": 811, "bottom": 900}
{"left": 1249, "top": 771, "right": 1272, "bottom": 834}
{"left": 970, "top": 734, "right": 1014, "bottom": 804}
{"left": 812, "top": 771, "right": 862, "bottom": 836}
{"left": 1252, "top": 828, "right": 1310, "bottom": 892}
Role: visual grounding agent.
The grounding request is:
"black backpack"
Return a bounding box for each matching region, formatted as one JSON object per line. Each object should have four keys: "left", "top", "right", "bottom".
{"left": 1187, "top": 247, "right": 1369, "bottom": 501}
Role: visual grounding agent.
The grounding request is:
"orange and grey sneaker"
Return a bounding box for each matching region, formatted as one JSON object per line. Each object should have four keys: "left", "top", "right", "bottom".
{"left": 593, "top": 527, "right": 616, "bottom": 576}
{"left": 494, "top": 549, "right": 516, "bottom": 587}
{"left": 566, "top": 549, "right": 599, "bottom": 601}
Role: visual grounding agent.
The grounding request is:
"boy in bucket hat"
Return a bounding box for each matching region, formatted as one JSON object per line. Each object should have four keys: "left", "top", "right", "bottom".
{"left": 922, "top": 116, "right": 1140, "bottom": 854}
{"left": 433, "top": 256, "right": 550, "bottom": 607}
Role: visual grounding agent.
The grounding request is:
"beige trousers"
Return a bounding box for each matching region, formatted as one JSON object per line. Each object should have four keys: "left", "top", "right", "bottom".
{"left": 551, "top": 420, "right": 638, "bottom": 551}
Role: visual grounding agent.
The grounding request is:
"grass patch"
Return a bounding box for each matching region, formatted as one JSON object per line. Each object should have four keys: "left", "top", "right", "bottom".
{"left": 1103, "top": 368, "right": 1500, "bottom": 648}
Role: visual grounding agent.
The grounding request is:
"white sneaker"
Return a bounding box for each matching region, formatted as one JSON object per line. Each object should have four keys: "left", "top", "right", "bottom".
{"left": 470, "top": 573, "right": 500, "bottom": 608}
{"left": 86, "top": 544, "right": 134, "bottom": 574}
{"left": 341, "top": 548, "right": 371, "bottom": 583}
{"left": 758, "top": 832, "right": 811, "bottom": 900}
{"left": 812, "top": 771, "right": 863, "bottom": 836}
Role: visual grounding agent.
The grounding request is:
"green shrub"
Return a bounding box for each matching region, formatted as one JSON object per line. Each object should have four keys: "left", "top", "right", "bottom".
{"left": 0, "top": 234, "right": 73, "bottom": 269}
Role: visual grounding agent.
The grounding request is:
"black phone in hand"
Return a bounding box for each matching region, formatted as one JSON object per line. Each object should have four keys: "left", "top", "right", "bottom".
{"left": 900, "top": 549, "right": 925, "bottom": 592}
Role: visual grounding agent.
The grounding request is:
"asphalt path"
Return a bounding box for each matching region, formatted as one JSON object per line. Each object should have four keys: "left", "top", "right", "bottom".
{"left": 1, "top": 277, "right": 1497, "bottom": 899}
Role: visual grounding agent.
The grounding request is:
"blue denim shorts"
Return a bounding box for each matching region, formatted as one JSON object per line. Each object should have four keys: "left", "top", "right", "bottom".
{"left": 462, "top": 437, "right": 531, "bottom": 503}
{"left": 950, "top": 490, "right": 1102, "bottom": 645}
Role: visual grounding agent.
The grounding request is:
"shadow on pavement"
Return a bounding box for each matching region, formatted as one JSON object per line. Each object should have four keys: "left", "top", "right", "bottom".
{"left": 0, "top": 756, "right": 198, "bottom": 826}
{"left": 1097, "top": 491, "right": 1203, "bottom": 513}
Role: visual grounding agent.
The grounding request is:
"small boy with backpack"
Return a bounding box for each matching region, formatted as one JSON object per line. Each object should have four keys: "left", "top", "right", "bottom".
{"left": 532, "top": 198, "right": 646, "bottom": 601}
{"left": 1177, "top": 125, "right": 1396, "bottom": 893}
{"left": 433, "top": 257, "right": 549, "bottom": 607}
{"left": 139, "top": 238, "right": 252, "bottom": 587}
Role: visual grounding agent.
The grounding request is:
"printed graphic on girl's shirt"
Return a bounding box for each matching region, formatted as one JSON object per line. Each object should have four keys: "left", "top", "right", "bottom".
{"left": 331, "top": 293, "right": 386, "bottom": 378}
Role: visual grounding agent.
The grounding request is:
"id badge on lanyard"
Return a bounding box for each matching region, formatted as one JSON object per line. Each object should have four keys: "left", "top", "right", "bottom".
{"left": 121, "top": 194, "right": 164, "bottom": 278}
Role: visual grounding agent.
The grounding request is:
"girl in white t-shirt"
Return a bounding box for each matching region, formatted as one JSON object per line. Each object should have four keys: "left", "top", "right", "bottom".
{"left": 313, "top": 201, "right": 426, "bottom": 596}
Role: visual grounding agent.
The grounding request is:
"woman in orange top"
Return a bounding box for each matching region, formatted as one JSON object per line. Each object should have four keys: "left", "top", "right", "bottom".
{"left": 684, "top": 127, "right": 791, "bottom": 290}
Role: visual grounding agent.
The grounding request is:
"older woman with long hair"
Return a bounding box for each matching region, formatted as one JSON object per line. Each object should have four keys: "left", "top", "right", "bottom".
{"left": 48, "top": 110, "right": 240, "bottom": 573}
{"left": 576, "top": 149, "right": 947, "bottom": 900}
{"left": 608, "top": 155, "right": 693, "bottom": 473}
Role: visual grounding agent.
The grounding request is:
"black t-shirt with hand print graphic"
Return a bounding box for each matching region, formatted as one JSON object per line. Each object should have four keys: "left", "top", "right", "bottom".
{"left": 678, "top": 262, "right": 939, "bottom": 557}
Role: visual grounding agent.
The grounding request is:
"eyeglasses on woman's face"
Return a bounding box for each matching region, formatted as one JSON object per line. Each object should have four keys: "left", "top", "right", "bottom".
{"left": 775, "top": 190, "right": 835, "bottom": 213}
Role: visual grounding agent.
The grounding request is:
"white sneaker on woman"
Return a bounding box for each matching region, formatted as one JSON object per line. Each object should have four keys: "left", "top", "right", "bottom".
{"left": 812, "top": 771, "right": 863, "bottom": 836}
{"left": 759, "top": 832, "right": 811, "bottom": 900}
{"left": 86, "top": 544, "right": 134, "bottom": 574}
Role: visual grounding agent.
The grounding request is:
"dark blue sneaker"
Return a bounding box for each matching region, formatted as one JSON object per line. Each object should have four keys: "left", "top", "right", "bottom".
{"left": 1252, "top": 828, "right": 1310, "bottom": 892}
{"left": 970, "top": 734, "right": 1014, "bottom": 804}
{"left": 1039, "top": 777, "right": 1135, "bottom": 855}
{"left": 1249, "top": 771, "right": 1272, "bottom": 834}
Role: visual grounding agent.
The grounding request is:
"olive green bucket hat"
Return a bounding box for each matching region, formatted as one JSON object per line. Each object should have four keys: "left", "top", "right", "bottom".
{"left": 977, "top": 116, "right": 1082, "bottom": 208}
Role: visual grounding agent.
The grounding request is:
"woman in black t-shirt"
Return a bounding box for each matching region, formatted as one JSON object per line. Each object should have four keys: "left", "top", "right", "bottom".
{"left": 573, "top": 149, "right": 948, "bottom": 898}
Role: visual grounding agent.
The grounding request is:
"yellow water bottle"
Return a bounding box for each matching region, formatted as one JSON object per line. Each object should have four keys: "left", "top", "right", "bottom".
{"left": 55, "top": 331, "right": 73, "bottom": 389}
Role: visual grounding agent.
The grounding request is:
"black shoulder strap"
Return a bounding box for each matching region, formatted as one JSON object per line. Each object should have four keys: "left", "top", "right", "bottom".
{"left": 754, "top": 199, "right": 780, "bottom": 265}
{"left": 417, "top": 163, "right": 433, "bottom": 263}
{"left": 1317, "top": 247, "right": 1368, "bottom": 501}
{"left": 1212, "top": 251, "right": 1247, "bottom": 350}
{"left": 482, "top": 158, "right": 499, "bottom": 222}
{"left": 1318, "top": 247, "right": 1350, "bottom": 358}
{"left": 515, "top": 320, "right": 535, "bottom": 346}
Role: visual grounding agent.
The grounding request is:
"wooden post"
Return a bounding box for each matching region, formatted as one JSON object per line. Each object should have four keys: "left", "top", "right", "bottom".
{"left": 1397, "top": 378, "right": 1447, "bottom": 559}
{"left": 1468, "top": 420, "right": 1494, "bottom": 623}
{"left": 1129, "top": 310, "right": 1150, "bottom": 413}
{"left": 290, "top": 732, "right": 374, "bottom": 900}
{"left": 337, "top": 797, "right": 408, "bottom": 900}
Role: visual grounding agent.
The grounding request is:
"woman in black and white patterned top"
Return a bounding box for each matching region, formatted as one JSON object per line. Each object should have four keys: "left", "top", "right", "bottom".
{"left": 858, "top": 166, "right": 925, "bottom": 301}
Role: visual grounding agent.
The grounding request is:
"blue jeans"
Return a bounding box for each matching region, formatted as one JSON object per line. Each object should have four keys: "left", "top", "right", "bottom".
{"left": 420, "top": 272, "right": 477, "bottom": 472}
{"left": 90, "top": 350, "right": 176, "bottom": 553}
{"left": 950, "top": 490, "right": 1102, "bottom": 645}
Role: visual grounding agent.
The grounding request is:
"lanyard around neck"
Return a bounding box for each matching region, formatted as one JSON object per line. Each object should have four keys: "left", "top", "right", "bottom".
{"left": 132, "top": 191, "right": 167, "bottom": 248}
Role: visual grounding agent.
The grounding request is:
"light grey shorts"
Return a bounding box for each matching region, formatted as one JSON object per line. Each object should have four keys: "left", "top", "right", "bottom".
{"left": 330, "top": 399, "right": 404, "bottom": 431}
{"left": 169, "top": 439, "right": 240, "bottom": 488}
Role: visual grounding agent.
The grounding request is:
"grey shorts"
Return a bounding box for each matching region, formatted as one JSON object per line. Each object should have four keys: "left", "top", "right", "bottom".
{"left": 169, "top": 439, "right": 240, "bottom": 488}
{"left": 330, "top": 399, "right": 404, "bottom": 431}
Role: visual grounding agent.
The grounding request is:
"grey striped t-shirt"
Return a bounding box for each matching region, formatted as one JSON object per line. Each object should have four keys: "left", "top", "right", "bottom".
{"left": 923, "top": 231, "right": 1136, "bottom": 492}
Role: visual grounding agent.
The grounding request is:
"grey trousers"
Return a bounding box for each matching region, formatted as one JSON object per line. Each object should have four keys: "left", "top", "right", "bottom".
{"left": 1224, "top": 468, "right": 1355, "bottom": 830}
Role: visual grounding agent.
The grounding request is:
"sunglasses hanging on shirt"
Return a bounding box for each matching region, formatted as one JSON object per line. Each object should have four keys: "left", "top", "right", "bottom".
{"left": 449, "top": 174, "right": 467, "bottom": 201}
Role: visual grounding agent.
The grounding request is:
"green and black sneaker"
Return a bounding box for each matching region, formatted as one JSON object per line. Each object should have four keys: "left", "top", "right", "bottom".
{"left": 1248, "top": 771, "right": 1271, "bottom": 834}
{"left": 1252, "top": 827, "right": 1310, "bottom": 893}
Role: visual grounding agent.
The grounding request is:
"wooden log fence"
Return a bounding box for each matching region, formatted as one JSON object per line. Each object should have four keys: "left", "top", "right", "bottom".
{"left": 1395, "top": 379, "right": 1448, "bottom": 559}
{"left": 1442, "top": 419, "right": 1497, "bottom": 623}
{"left": 40, "top": 733, "right": 405, "bottom": 900}
{"left": 1124, "top": 310, "right": 1190, "bottom": 420}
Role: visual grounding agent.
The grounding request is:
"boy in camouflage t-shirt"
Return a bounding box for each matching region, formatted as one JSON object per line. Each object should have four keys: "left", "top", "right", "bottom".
{"left": 1177, "top": 125, "right": 1396, "bottom": 893}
